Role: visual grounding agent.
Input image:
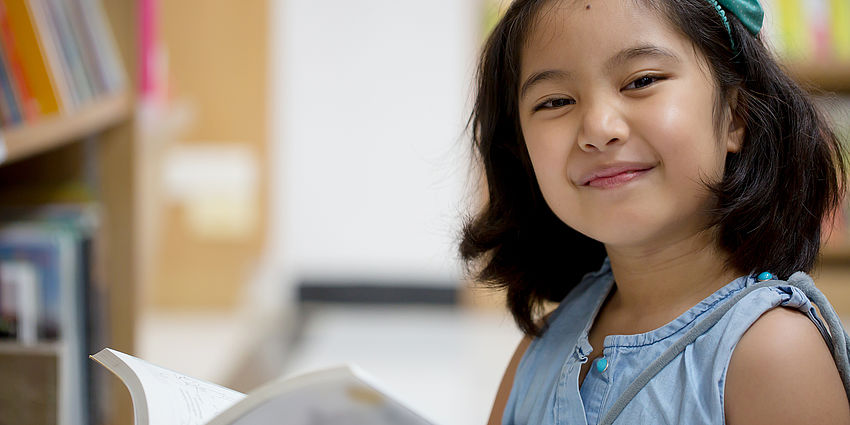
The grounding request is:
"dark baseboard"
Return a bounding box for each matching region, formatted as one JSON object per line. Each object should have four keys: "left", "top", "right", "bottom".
{"left": 297, "top": 280, "right": 459, "bottom": 305}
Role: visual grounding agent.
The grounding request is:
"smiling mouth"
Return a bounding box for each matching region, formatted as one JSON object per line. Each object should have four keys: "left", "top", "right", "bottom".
{"left": 584, "top": 167, "right": 654, "bottom": 188}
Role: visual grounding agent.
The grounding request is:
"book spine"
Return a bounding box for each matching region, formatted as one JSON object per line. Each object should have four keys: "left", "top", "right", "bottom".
{"left": 140, "top": 0, "right": 155, "bottom": 98}
{"left": 66, "top": 0, "right": 107, "bottom": 96}
{"left": 42, "top": 0, "right": 92, "bottom": 105}
{"left": 0, "top": 0, "right": 38, "bottom": 121}
{"left": 807, "top": 0, "right": 832, "bottom": 62}
{"left": 47, "top": 0, "right": 97, "bottom": 102}
{"left": 776, "top": 0, "right": 809, "bottom": 61}
{"left": 0, "top": 42, "right": 23, "bottom": 125}
{"left": 0, "top": 261, "right": 39, "bottom": 344}
{"left": 26, "top": 0, "right": 75, "bottom": 111}
{"left": 0, "top": 56, "right": 14, "bottom": 126}
{"left": 831, "top": 0, "right": 850, "bottom": 61}
{"left": 0, "top": 0, "right": 60, "bottom": 116}
{"left": 0, "top": 262, "right": 15, "bottom": 338}
{"left": 80, "top": 0, "right": 125, "bottom": 94}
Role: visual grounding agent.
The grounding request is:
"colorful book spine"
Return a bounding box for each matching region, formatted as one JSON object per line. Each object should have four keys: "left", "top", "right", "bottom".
{"left": 0, "top": 66, "right": 12, "bottom": 125}
{"left": 65, "top": 0, "right": 107, "bottom": 95}
{"left": 78, "top": 0, "right": 126, "bottom": 94}
{"left": 139, "top": 0, "right": 156, "bottom": 98}
{"left": 807, "top": 0, "right": 832, "bottom": 62}
{"left": 25, "top": 0, "right": 75, "bottom": 110}
{"left": 764, "top": 0, "right": 850, "bottom": 65}
{"left": 0, "top": 42, "right": 22, "bottom": 125}
{"left": 44, "top": 0, "right": 95, "bottom": 103}
{"left": 1, "top": 0, "right": 127, "bottom": 119}
{"left": 0, "top": 0, "right": 38, "bottom": 121}
{"left": 775, "top": 0, "right": 810, "bottom": 60}
{"left": 831, "top": 0, "right": 850, "bottom": 61}
{"left": 0, "top": 0, "right": 60, "bottom": 116}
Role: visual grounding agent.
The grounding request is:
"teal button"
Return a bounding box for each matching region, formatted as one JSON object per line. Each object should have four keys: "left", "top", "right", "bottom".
{"left": 596, "top": 357, "right": 608, "bottom": 373}
{"left": 757, "top": 272, "right": 774, "bottom": 282}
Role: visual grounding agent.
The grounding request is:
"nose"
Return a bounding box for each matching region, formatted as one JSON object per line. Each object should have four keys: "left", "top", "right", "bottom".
{"left": 577, "top": 99, "right": 629, "bottom": 152}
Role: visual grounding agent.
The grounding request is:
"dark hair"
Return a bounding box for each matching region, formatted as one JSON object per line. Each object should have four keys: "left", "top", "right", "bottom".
{"left": 459, "top": 0, "right": 847, "bottom": 336}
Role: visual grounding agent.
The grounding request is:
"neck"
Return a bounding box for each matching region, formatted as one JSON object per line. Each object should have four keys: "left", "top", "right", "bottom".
{"left": 604, "top": 229, "right": 745, "bottom": 328}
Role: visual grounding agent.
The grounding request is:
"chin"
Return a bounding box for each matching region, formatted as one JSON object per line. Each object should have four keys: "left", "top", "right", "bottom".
{"left": 578, "top": 222, "right": 667, "bottom": 249}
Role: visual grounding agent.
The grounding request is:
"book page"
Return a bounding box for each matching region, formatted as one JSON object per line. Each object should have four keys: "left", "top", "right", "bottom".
{"left": 208, "top": 365, "right": 436, "bottom": 425}
{"left": 91, "top": 348, "right": 245, "bottom": 425}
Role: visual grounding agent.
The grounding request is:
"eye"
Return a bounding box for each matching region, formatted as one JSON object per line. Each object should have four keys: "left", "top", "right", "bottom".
{"left": 533, "top": 97, "right": 575, "bottom": 112}
{"left": 624, "top": 74, "right": 665, "bottom": 90}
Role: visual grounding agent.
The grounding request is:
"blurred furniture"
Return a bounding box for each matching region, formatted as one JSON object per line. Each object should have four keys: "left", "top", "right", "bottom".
{"left": 0, "top": 1, "right": 138, "bottom": 424}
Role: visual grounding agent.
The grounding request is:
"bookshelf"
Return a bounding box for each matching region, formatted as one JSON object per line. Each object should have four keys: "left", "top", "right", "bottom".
{"left": 0, "top": 0, "right": 137, "bottom": 424}
{"left": 2, "top": 91, "right": 130, "bottom": 164}
{"left": 823, "top": 247, "right": 850, "bottom": 263}
{"left": 787, "top": 61, "right": 850, "bottom": 93}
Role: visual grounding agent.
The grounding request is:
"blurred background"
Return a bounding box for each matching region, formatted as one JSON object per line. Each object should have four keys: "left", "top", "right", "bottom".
{"left": 0, "top": 0, "right": 848, "bottom": 425}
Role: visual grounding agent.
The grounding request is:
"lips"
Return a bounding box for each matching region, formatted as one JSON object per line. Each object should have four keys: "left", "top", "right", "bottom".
{"left": 579, "top": 163, "right": 655, "bottom": 188}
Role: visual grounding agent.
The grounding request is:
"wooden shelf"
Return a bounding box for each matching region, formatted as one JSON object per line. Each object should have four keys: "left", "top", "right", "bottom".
{"left": 821, "top": 245, "right": 850, "bottom": 263}
{"left": 1, "top": 92, "right": 132, "bottom": 165}
{"left": 0, "top": 341, "right": 62, "bottom": 355}
{"left": 785, "top": 60, "right": 850, "bottom": 93}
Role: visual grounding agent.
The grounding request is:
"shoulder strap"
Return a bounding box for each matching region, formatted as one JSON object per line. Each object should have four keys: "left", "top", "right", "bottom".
{"left": 598, "top": 272, "right": 850, "bottom": 425}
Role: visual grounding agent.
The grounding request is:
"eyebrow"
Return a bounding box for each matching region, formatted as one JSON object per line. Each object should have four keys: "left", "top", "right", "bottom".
{"left": 519, "top": 44, "right": 681, "bottom": 99}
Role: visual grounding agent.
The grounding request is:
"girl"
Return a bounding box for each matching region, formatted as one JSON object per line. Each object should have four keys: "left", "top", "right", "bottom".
{"left": 460, "top": 0, "right": 850, "bottom": 424}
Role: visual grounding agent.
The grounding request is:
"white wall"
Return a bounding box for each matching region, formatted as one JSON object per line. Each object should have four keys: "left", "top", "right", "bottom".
{"left": 269, "top": 0, "right": 480, "bottom": 295}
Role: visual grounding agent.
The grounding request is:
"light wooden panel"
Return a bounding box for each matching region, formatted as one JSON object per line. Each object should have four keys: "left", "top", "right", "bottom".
{"left": 814, "top": 265, "right": 850, "bottom": 318}
{"left": 149, "top": 0, "right": 269, "bottom": 308}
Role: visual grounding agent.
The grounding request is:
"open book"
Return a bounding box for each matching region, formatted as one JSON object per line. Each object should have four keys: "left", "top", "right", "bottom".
{"left": 90, "top": 348, "right": 436, "bottom": 425}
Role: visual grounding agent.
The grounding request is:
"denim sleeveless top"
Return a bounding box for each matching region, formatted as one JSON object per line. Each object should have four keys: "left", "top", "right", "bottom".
{"left": 502, "top": 259, "right": 833, "bottom": 425}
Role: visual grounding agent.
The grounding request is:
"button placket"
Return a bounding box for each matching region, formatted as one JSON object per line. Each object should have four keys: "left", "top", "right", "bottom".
{"left": 558, "top": 346, "right": 588, "bottom": 425}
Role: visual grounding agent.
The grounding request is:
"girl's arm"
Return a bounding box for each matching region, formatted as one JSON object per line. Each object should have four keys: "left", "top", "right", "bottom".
{"left": 725, "top": 307, "right": 850, "bottom": 425}
{"left": 487, "top": 334, "right": 532, "bottom": 425}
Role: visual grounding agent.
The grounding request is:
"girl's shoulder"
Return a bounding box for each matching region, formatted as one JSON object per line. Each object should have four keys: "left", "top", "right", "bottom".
{"left": 600, "top": 275, "right": 849, "bottom": 424}
{"left": 724, "top": 305, "right": 849, "bottom": 424}
{"left": 681, "top": 274, "right": 849, "bottom": 424}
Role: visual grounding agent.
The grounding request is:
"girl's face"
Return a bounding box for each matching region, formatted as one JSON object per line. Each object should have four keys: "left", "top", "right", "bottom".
{"left": 518, "top": 0, "right": 743, "bottom": 251}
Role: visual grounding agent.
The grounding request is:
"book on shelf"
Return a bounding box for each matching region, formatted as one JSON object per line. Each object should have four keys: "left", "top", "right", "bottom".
{"left": 0, "top": 0, "right": 37, "bottom": 121}
{"left": 0, "top": 204, "right": 107, "bottom": 425}
{"left": 0, "top": 0, "right": 58, "bottom": 118}
{"left": 0, "top": 29, "right": 23, "bottom": 125}
{"left": 91, "top": 348, "right": 438, "bottom": 425}
{"left": 832, "top": 0, "right": 850, "bottom": 62}
{"left": 0, "top": 259, "right": 39, "bottom": 343}
{"left": 764, "top": 0, "right": 850, "bottom": 64}
{"left": 0, "top": 0, "right": 125, "bottom": 128}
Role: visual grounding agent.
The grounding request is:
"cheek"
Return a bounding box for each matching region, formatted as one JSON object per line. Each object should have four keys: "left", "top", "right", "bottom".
{"left": 523, "top": 124, "right": 573, "bottom": 186}
{"left": 523, "top": 122, "right": 560, "bottom": 167}
{"left": 522, "top": 123, "right": 584, "bottom": 223}
{"left": 640, "top": 90, "right": 699, "bottom": 143}
{"left": 639, "top": 90, "right": 722, "bottom": 175}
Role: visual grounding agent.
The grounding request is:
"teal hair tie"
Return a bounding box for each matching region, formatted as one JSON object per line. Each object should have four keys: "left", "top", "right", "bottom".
{"left": 708, "top": 0, "right": 764, "bottom": 50}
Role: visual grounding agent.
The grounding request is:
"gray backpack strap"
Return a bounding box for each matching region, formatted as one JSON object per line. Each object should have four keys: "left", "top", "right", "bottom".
{"left": 598, "top": 273, "right": 850, "bottom": 425}
{"left": 785, "top": 272, "right": 850, "bottom": 391}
